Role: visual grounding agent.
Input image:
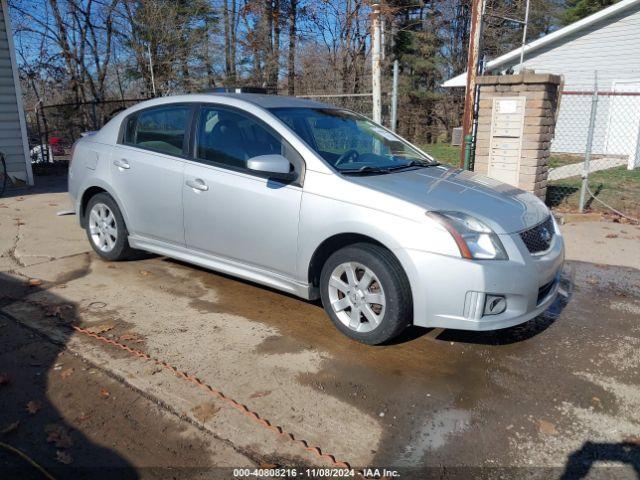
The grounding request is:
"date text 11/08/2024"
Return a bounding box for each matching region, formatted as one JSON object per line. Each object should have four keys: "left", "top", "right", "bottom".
{"left": 232, "top": 468, "right": 401, "bottom": 478}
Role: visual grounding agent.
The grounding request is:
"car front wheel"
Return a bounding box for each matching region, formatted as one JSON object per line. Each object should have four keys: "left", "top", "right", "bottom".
{"left": 320, "top": 243, "right": 412, "bottom": 345}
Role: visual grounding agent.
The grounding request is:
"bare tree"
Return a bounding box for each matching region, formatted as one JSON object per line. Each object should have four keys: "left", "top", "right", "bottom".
{"left": 223, "top": 0, "right": 239, "bottom": 85}
{"left": 287, "top": 0, "right": 297, "bottom": 94}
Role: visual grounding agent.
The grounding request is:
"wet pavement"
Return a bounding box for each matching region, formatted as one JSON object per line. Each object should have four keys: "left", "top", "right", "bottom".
{"left": 1, "top": 178, "right": 639, "bottom": 478}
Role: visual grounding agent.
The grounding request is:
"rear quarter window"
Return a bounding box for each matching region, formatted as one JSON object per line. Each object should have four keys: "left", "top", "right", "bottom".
{"left": 123, "top": 106, "right": 190, "bottom": 156}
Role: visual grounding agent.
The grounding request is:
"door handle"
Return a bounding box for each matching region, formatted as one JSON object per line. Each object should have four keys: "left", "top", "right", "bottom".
{"left": 185, "top": 178, "right": 209, "bottom": 191}
{"left": 113, "top": 159, "right": 130, "bottom": 170}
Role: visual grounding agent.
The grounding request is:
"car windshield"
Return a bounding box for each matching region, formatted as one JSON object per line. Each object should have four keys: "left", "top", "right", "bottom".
{"left": 269, "top": 107, "right": 437, "bottom": 173}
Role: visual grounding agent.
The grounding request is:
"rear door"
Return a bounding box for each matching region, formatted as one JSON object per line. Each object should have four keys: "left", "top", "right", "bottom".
{"left": 110, "top": 104, "right": 195, "bottom": 245}
{"left": 182, "top": 105, "right": 303, "bottom": 278}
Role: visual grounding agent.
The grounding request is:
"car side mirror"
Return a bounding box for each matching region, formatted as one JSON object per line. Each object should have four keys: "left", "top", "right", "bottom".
{"left": 246, "top": 154, "right": 297, "bottom": 182}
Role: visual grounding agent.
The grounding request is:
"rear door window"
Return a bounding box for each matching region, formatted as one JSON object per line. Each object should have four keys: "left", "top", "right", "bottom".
{"left": 123, "top": 106, "right": 190, "bottom": 156}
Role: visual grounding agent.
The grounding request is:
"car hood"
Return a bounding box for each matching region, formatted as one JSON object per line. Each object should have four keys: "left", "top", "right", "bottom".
{"left": 347, "top": 166, "right": 549, "bottom": 234}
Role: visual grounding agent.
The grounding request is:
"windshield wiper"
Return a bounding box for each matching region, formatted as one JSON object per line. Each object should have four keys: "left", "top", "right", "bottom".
{"left": 386, "top": 160, "right": 440, "bottom": 172}
{"left": 339, "top": 165, "right": 391, "bottom": 175}
{"left": 340, "top": 160, "right": 440, "bottom": 175}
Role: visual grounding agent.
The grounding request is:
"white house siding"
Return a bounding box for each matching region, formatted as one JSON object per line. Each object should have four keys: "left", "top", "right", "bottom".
{"left": 0, "top": 1, "right": 32, "bottom": 184}
{"left": 495, "top": 3, "right": 640, "bottom": 157}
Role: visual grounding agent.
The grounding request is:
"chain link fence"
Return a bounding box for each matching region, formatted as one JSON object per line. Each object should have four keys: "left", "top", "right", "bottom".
{"left": 547, "top": 71, "right": 640, "bottom": 222}
{"left": 27, "top": 98, "right": 147, "bottom": 166}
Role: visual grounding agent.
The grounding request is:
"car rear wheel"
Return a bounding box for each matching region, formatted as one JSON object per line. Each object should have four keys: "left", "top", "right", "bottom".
{"left": 85, "top": 193, "right": 137, "bottom": 261}
{"left": 320, "top": 243, "right": 412, "bottom": 345}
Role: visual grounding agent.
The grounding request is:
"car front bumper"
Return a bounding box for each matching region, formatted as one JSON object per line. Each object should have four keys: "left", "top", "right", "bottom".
{"left": 395, "top": 230, "right": 565, "bottom": 331}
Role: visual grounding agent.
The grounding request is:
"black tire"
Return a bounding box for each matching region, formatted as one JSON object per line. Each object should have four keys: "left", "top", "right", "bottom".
{"left": 84, "top": 192, "right": 137, "bottom": 261}
{"left": 319, "top": 243, "right": 412, "bottom": 345}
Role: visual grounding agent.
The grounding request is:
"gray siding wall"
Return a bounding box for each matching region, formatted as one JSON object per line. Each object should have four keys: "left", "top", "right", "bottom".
{"left": 0, "top": 3, "right": 31, "bottom": 183}
{"left": 498, "top": 3, "right": 640, "bottom": 156}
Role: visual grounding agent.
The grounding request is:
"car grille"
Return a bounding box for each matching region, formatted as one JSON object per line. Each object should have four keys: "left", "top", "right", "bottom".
{"left": 520, "top": 216, "right": 554, "bottom": 254}
{"left": 537, "top": 278, "right": 556, "bottom": 304}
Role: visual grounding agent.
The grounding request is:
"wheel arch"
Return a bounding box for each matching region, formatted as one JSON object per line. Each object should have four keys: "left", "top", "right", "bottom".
{"left": 78, "top": 182, "right": 130, "bottom": 229}
{"left": 307, "top": 232, "right": 406, "bottom": 290}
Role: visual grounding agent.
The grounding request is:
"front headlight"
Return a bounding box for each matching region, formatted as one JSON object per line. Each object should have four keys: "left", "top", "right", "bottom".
{"left": 426, "top": 211, "right": 508, "bottom": 260}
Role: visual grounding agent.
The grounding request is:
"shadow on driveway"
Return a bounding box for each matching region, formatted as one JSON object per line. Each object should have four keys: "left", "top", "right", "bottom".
{"left": 561, "top": 441, "right": 640, "bottom": 479}
{"left": 0, "top": 272, "right": 136, "bottom": 479}
{"left": 2, "top": 172, "right": 68, "bottom": 200}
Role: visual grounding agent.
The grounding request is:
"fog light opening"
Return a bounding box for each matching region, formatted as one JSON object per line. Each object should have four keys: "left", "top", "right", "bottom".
{"left": 484, "top": 295, "right": 507, "bottom": 316}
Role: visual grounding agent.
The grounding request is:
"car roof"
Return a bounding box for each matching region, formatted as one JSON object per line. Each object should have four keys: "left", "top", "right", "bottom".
{"left": 203, "top": 93, "right": 333, "bottom": 109}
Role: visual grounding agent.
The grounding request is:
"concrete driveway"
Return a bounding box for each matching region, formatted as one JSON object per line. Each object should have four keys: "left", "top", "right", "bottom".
{"left": 1, "top": 175, "right": 639, "bottom": 478}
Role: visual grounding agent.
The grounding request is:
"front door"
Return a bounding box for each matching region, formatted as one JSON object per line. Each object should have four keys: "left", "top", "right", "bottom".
{"left": 182, "top": 105, "right": 303, "bottom": 278}
{"left": 110, "top": 104, "right": 193, "bottom": 245}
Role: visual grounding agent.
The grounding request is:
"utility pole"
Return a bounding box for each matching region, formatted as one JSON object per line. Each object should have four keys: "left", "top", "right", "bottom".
{"left": 371, "top": 0, "right": 382, "bottom": 123}
{"left": 579, "top": 71, "right": 598, "bottom": 213}
{"left": 147, "top": 43, "right": 157, "bottom": 98}
{"left": 460, "top": 0, "right": 484, "bottom": 168}
{"left": 518, "top": 0, "right": 531, "bottom": 69}
{"left": 391, "top": 59, "right": 399, "bottom": 132}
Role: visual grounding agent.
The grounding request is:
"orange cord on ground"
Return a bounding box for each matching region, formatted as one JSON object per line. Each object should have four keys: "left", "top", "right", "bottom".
{"left": 71, "top": 325, "right": 354, "bottom": 470}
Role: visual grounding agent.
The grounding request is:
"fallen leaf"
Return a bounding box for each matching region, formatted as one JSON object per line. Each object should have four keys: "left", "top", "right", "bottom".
{"left": 249, "top": 390, "right": 272, "bottom": 399}
{"left": 28, "top": 278, "right": 43, "bottom": 287}
{"left": 45, "top": 424, "right": 73, "bottom": 448}
{"left": 99, "top": 388, "right": 110, "bottom": 399}
{"left": 56, "top": 450, "right": 73, "bottom": 464}
{"left": 260, "top": 463, "right": 279, "bottom": 469}
{"left": 191, "top": 403, "right": 220, "bottom": 423}
{"left": 106, "top": 264, "right": 117, "bottom": 269}
{"left": 74, "top": 412, "right": 91, "bottom": 424}
{"left": 48, "top": 203, "right": 58, "bottom": 207}
{"left": 60, "top": 368, "right": 74, "bottom": 379}
{"left": 119, "top": 332, "right": 144, "bottom": 343}
{"left": 139, "top": 270, "right": 152, "bottom": 276}
{"left": 591, "top": 396, "right": 602, "bottom": 408}
{"left": 26, "top": 400, "right": 42, "bottom": 414}
{"left": 0, "top": 373, "right": 9, "bottom": 386}
{"left": 1, "top": 421, "right": 19, "bottom": 435}
{"left": 538, "top": 419, "right": 558, "bottom": 435}
{"left": 85, "top": 323, "right": 115, "bottom": 334}
{"left": 605, "top": 234, "right": 618, "bottom": 239}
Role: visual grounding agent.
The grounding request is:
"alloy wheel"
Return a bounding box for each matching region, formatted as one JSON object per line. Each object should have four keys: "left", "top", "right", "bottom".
{"left": 327, "top": 261, "right": 386, "bottom": 332}
{"left": 88, "top": 203, "right": 118, "bottom": 253}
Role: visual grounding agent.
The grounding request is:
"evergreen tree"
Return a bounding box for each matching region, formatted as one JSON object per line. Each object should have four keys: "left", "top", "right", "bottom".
{"left": 562, "top": 0, "right": 618, "bottom": 25}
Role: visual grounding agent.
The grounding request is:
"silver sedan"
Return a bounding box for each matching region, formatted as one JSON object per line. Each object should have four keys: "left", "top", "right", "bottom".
{"left": 68, "top": 93, "right": 564, "bottom": 344}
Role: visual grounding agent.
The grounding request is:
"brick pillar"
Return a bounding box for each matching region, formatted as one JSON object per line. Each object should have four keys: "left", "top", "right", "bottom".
{"left": 474, "top": 72, "right": 561, "bottom": 199}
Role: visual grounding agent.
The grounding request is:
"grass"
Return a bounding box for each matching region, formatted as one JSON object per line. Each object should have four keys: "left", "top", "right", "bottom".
{"left": 420, "top": 143, "right": 460, "bottom": 167}
{"left": 548, "top": 166, "right": 640, "bottom": 217}
{"left": 420, "top": 143, "right": 640, "bottom": 217}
